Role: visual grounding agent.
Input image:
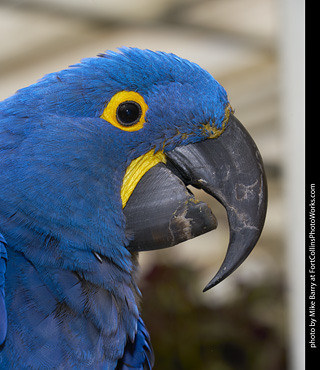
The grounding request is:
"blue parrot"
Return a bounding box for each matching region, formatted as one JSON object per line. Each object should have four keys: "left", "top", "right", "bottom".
{"left": 0, "top": 48, "right": 267, "bottom": 369}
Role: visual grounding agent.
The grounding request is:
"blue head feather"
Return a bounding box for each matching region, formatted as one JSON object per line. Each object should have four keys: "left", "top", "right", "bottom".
{"left": 0, "top": 47, "right": 230, "bottom": 268}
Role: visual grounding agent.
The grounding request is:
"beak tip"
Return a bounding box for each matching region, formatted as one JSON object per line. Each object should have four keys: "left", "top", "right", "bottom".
{"left": 202, "top": 268, "right": 226, "bottom": 292}
{"left": 202, "top": 283, "right": 213, "bottom": 293}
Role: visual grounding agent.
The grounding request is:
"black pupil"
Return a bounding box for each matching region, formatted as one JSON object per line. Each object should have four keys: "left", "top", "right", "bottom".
{"left": 116, "top": 101, "right": 141, "bottom": 126}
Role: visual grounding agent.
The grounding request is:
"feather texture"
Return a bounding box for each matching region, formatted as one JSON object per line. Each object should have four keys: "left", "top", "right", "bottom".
{"left": 0, "top": 233, "right": 7, "bottom": 345}
{"left": 116, "top": 317, "right": 154, "bottom": 370}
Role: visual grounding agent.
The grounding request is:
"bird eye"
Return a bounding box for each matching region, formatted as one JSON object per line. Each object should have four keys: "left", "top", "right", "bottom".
{"left": 116, "top": 101, "right": 142, "bottom": 126}
{"left": 100, "top": 91, "right": 148, "bottom": 132}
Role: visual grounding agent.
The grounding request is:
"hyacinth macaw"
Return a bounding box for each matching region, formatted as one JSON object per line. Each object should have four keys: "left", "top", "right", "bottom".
{"left": 0, "top": 48, "right": 267, "bottom": 369}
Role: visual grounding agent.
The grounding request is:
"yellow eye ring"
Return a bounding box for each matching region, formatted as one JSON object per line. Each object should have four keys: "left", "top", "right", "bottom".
{"left": 100, "top": 91, "right": 148, "bottom": 132}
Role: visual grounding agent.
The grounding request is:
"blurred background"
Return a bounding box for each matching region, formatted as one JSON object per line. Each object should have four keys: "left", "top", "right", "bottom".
{"left": 0, "top": 0, "right": 305, "bottom": 369}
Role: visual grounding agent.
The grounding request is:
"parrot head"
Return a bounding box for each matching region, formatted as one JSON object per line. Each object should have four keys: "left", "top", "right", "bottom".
{"left": 1, "top": 47, "right": 267, "bottom": 290}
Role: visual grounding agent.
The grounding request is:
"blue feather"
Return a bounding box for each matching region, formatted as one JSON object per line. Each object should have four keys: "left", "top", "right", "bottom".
{"left": 0, "top": 233, "right": 7, "bottom": 345}
{"left": 116, "top": 317, "right": 154, "bottom": 370}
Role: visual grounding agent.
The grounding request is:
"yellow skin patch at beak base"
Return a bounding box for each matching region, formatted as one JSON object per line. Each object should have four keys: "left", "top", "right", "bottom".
{"left": 202, "top": 104, "right": 234, "bottom": 138}
{"left": 121, "top": 150, "right": 167, "bottom": 208}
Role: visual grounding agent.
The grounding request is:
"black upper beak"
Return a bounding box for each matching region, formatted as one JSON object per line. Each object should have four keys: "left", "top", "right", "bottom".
{"left": 124, "top": 114, "right": 267, "bottom": 291}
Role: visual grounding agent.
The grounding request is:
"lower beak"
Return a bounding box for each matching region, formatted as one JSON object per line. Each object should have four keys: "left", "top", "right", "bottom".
{"left": 124, "top": 114, "right": 267, "bottom": 290}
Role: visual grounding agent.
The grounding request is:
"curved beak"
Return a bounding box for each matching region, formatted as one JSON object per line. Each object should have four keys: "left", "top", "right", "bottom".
{"left": 124, "top": 114, "right": 267, "bottom": 290}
